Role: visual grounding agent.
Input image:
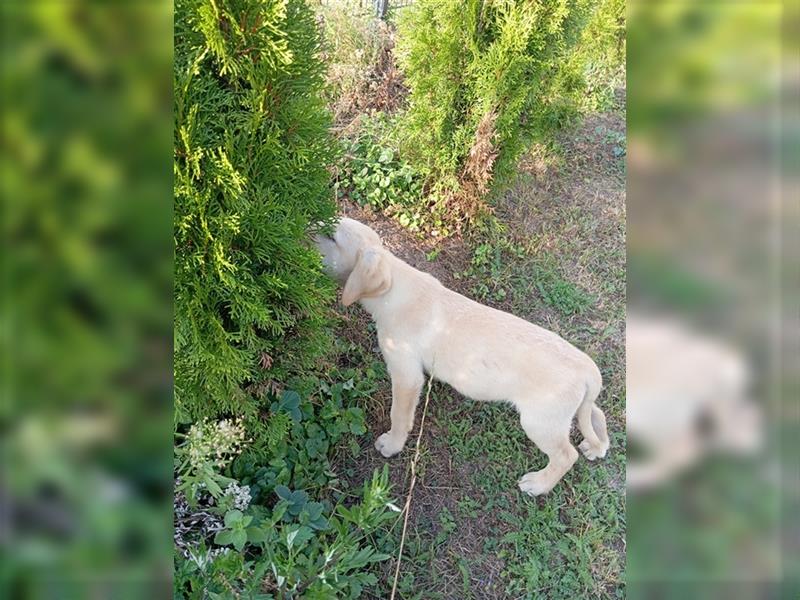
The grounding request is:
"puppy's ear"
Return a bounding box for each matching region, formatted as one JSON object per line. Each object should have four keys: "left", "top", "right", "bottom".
{"left": 342, "top": 248, "right": 392, "bottom": 307}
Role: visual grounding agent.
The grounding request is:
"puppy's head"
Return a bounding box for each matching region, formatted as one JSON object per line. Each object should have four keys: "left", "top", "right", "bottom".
{"left": 314, "top": 217, "right": 382, "bottom": 282}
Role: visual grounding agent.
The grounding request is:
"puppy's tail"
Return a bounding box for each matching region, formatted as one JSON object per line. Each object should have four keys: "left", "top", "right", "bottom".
{"left": 576, "top": 366, "right": 610, "bottom": 458}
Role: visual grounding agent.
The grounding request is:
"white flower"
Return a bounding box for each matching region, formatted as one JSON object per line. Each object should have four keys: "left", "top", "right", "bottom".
{"left": 224, "top": 481, "right": 252, "bottom": 511}
{"left": 179, "top": 417, "right": 248, "bottom": 473}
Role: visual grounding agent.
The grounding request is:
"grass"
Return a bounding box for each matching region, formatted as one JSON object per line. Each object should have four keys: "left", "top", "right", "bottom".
{"left": 459, "top": 239, "right": 596, "bottom": 316}
{"left": 384, "top": 397, "right": 625, "bottom": 599}
{"left": 326, "top": 99, "right": 627, "bottom": 598}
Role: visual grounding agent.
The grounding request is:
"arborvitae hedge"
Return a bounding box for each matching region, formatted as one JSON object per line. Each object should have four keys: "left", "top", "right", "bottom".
{"left": 571, "top": 0, "right": 626, "bottom": 111}
{"left": 395, "top": 0, "right": 597, "bottom": 222}
{"left": 174, "top": 0, "right": 335, "bottom": 424}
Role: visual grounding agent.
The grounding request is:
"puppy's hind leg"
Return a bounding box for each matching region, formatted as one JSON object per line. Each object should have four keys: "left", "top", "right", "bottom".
{"left": 517, "top": 400, "right": 579, "bottom": 496}
{"left": 577, "top": 381, "right": 610, "bottom": 461}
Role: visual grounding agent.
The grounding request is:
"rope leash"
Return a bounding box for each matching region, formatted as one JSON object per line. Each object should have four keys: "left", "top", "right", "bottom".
{"left": 389, "top": 373, "right": 434, "bottom": 600}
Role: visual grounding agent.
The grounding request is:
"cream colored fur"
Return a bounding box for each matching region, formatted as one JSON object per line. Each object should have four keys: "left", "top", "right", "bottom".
{"left": 315, "top": 218, "right": 609, "bottom": 496}
{"left": 626, "top": 314, "right": 761, "bottom": 490}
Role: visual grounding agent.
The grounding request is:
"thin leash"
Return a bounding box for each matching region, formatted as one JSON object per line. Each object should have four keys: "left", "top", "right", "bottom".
{"left": 389, "top": 372, "right": 434, "bottom": 600}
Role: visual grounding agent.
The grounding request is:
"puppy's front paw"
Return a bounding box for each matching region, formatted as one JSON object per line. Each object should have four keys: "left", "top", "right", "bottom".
{"left": 374, "top": 432, "right": 405, "bottom": 458}
{"left": 518, "top": 471, "right": 555, "bottom": 496}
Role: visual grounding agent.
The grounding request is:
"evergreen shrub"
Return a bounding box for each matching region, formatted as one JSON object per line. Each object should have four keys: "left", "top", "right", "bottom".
{"left": 174, "top": 0, "right": 336, "bottom": 424}
{"left": 395, "top": 0, "right": 602, "bottom": 225}
{"left": 571, "top": 0, "right": 626, "bottom": 111}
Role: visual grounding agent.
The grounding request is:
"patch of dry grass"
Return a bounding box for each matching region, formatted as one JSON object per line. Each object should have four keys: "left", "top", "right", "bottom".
{"left": 318, "top": 4, "right": 407, "bottom": 134}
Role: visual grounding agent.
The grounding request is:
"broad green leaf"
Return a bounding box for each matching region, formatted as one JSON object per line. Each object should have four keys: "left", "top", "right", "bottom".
{"left": 214, "top": 530, "right": 234, "bottom": 546}
{"left": 289, "top": 490, "right": 309, "bottom": 506}
{"left": 224, "top": 510, "right": 243, "bottom": 527}
{"left": 275, "top": 485, "right": 291, "bottom": 500}
{"left": 246, "top": 527, "right": 267, "bottom": 543}
{"left": 285, "top": 525, "right": 313, "bottom": 551}
{"left": 231, "top": 528, "right": 247, "bottom": 551}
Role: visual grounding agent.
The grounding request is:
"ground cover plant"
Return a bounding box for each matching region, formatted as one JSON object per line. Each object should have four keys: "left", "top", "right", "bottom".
{"left": 173, "top": 378, "right": 400, "bottom": 598}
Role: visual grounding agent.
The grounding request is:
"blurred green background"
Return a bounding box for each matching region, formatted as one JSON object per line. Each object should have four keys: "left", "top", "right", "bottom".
{"left": 1, "top": 1, "right": 173, "bottom": 596}
{"left": 627, "top": 0, "right": 797, "bottom": 597}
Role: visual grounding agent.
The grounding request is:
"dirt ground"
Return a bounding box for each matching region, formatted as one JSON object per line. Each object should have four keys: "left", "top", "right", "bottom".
{"left": 330, "top": 103, "right": 626, "bottom": 599}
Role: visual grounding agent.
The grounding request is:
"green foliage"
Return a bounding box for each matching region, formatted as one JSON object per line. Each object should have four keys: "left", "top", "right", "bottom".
{"left": 395, "top": 0, "right": 597, "bottom": 221}
{"left": 346, "top": 140, "right": 419, "bottom": 213}
{"left": 260, "top": 469, "right": 397, "bottom": 599}
{"left": 601, "top": 126, "right": 627, "bottom": 159}
{"left": 531, "top": 259, "right": 594, "bottom": 316}
{"left": 170, "top": 5, "right": 403, "bottom": 592}
{"left": 174, "top": 0, "right": 336, "bottom": 424}
{"left": 175, "top": 416, "right": 248, "bottom": 504}
{"left": 174, "top": 381, "right": 399, "bottom": 599}
{"left": 236, "top": 376, "right": 376, "bottom": 497}
{"left": 176, "top": 474, "right": 396, "bottom": 598}
{"left": 571, "top": 0, "right": 626, "bottom": 111}
{"left": 459, "top": 232, "right": 593, "bottom": 316}
{"left": 337, "top": 114, "right": 449, "bottom": 233}
{"left": 214, "top": 509, "right": 260, "bottom": 551}
{"left": 465, "top": 238, "right": 524, "bottom": 303}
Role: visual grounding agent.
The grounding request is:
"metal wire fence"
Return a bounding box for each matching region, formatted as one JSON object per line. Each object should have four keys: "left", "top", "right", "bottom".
{"left": 318, "top": 0, "right": 415, "bottom": 18}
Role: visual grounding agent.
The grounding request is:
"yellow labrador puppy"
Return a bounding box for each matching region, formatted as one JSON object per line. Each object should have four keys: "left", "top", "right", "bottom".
{"left": 315, "top": 218, "right": 609, "bottom": 495}
{"left": 626, "top": 314, "right": 760, "bottom": 491}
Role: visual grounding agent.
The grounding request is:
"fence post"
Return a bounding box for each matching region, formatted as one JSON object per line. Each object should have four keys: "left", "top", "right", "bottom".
{"left": 375, "top": 0, "right": 388, "bottom": 19}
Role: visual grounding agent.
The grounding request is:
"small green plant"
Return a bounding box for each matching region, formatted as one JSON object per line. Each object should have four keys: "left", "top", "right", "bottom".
{"left": 349, "top": 144, "right": 420, "bottom": 213}
{"left": 175, "top": 417, "right": 248, "bottom": 504}
{"left": 462, "top": 236, "right": 525, "bottom": 304}
{"left": 214, "top": 509, "right": 264, "bottom": 551}
{"left": 275, "top": 485, "right": 330, "bottom": 530}
{"left": 262, "top": 467, "right": 398, "bottom": 598}
{"left": 235, "top": 379, "right": 372, "bottom": 499}
{"left": 426, "top": 247, "right": 441, "bottom": 262}
{"left": 174, "top": 383, "right": 400, "bottom": 599}
{"left": 603, "top": 127, "right": 627, "bottom": 158}
{"left": 176, "top": 468, "right": 398, "bottom": 598}
{"left": 532, "top": 263, "right": 594, "bottom": 316}
{"left": 338, "top": 115, "right": 435, "bottom": 233}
